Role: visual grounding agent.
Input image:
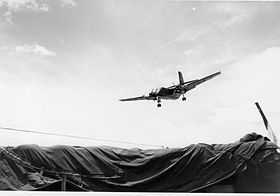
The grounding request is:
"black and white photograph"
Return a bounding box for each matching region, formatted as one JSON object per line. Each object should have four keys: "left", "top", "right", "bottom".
{"left": 0, "top": 0, "right": 279, "bottom": 194}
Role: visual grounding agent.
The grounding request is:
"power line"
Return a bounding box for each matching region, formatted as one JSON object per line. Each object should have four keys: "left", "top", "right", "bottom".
{"left": 0, "top": 126, "right": 163, "bottom": 148}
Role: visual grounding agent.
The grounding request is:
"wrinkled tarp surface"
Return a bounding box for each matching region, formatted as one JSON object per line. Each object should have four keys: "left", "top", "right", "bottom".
{"left": 0, "top": 133, "right": 279, "bottom": 192}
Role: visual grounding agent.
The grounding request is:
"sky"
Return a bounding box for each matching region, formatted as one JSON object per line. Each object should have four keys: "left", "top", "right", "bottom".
{"left": 0, "top": 0, "right": 280, "bottom": 148}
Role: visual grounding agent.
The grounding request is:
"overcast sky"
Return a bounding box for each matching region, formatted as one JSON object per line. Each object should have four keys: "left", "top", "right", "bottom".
{"left": 0, "top": 0, "right": 280, "bottom": 148}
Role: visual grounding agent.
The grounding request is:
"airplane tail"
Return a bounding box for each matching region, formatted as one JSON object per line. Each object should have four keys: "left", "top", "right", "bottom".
{"left": 178, "top": 71, "right": 184, "bottom": 85}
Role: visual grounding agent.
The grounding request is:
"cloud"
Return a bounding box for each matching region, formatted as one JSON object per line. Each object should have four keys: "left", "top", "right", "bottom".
{"left": 0, "top": 0, "right": 49, "bottom": 23}
{"left": 15, "top": 44, "right": 56, "bottom": 56}
{"left": 0, "top": 0, "right": 77, "bottom": 11}
{"left": 2, "top": 10, "right": 13, "bottom": 24}
{"left": 0, "top": 0, "right": 77, "bottom": 23}
{"left": 0, "top": 0, "right": 49, "bottom": 12}
{"left": 183, "top": 49, "right": 194, "bottom": 56}
{"left": 60, "top": 0, "right": 76, "bottom": 7}
{"left": 205, "top": 46, "right": 280, "bottom": 141}
{"left": 213, "top": 3, "right": 251, "bottom": 28}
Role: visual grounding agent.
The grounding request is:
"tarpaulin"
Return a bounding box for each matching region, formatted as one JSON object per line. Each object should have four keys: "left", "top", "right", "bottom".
{"left": 0, "top": 133, "right": 279, "bottom": 192}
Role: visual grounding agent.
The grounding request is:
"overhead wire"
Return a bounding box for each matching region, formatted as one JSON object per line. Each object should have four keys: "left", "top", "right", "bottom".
{"left": 0, "top": 126, "right": 164, "bottom": 148}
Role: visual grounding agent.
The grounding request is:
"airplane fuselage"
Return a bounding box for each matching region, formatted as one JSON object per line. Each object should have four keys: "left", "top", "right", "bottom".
{"left": 152, "top": 84, "right": 196, "bottom": 100}
{"left": 160, "top": 92, "right": 181, "bottom": 100}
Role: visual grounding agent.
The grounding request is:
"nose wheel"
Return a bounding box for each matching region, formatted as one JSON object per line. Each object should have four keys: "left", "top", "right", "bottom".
{"left": 157, "top": 97, "right": 162, "bottom": 107}
{"left": 182, "top": 96, "right": 186, "bottom": 101}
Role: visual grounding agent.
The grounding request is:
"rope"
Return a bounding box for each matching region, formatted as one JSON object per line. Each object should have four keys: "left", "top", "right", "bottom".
{"left": 0, "top": 126, "right": 164, "bottom": 148}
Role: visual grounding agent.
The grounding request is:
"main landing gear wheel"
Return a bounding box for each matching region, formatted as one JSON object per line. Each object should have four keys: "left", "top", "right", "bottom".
{"left": 182, "top": 96, "right": 186, "bottom": 101}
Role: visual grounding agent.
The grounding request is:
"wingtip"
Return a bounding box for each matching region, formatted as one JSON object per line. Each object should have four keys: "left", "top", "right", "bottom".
{"left": 213, "top": 71, "right": 221, "bottom": 76}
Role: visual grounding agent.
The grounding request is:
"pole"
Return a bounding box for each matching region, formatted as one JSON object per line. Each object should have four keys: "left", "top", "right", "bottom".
{"left": 61, "top": 174, "right": 67, "bottom": 191}
{"left": 255, "top": 102, "right": 269, "bottom": 129}
{"left": 255, "top": 102, "right": 278, "bottom": 145}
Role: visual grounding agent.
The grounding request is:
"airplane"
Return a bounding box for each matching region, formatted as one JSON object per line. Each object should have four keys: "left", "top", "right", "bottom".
{"left": 120, "top": 71, "right": 221, "bottom": 107}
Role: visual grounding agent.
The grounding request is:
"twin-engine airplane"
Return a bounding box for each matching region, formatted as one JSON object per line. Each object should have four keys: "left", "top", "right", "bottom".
{"left": 120, "top": 71, "right": 221, "bottom": 107}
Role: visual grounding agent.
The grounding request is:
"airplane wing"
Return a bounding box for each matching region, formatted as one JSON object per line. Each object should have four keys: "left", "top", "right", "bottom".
{"left": 167, "top": 73, "right": 220, "bottom": 89}
{"left": 192, "top": 71, "right": 221, "bottom": 86}
{"left": 167, "top": 80, "right": 198, "bottom": 89}
{"left": 119, "top": 95, "right": 154, "bottom": 101}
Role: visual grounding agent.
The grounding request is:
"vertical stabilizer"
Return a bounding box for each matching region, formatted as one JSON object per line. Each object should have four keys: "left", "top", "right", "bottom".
{"left": 255, "top": 102, "right": 278, "bottom": 145}
{"left": 178, "top": 71, "right": 184, "bottom": 85}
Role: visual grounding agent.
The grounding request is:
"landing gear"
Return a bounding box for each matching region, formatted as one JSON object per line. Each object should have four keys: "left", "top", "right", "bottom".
{"left": 157, "top": 97, "right": 161, "bottom": 107}
{"left": 182, "top": 96, "right": 186, "bottom": 101}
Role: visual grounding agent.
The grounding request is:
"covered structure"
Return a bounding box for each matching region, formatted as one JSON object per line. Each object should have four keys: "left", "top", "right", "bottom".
{"left": 0, "top": 133, "right": 279, "bottom": 192}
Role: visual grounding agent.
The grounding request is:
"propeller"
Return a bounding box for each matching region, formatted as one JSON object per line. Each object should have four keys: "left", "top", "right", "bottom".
{"left": 149, "top": 88, "right": 157, "bottom": 96}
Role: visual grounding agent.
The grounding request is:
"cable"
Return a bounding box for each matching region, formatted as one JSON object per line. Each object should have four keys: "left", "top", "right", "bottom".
{"left": 0, "top": 126, "right": 164, "bottom": 148}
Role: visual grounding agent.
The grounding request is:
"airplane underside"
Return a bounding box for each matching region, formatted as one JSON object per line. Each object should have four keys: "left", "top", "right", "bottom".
{"left": 161, "top": 93, "right": 181, "bottom": 100}
{"left": 155, "top": 93, "right": 186, "bottom": 107}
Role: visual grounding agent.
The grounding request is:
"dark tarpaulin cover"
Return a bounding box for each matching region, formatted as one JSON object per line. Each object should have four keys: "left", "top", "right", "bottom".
{"left": 0, "top": 133, "right": 279, "bottom": 192}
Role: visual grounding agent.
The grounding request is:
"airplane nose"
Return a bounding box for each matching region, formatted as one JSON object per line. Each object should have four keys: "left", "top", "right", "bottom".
{"left": 175, "top": 87, "right": 182, "bottom": 93}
